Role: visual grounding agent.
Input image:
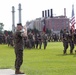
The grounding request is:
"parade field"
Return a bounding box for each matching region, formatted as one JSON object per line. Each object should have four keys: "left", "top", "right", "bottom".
{"left": 0, "top": 42, "right": 76, "bottom": 75}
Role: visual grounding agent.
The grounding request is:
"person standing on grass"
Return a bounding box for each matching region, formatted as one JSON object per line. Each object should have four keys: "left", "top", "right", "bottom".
{"left": 73, "top": 29, "right": 76, "bottom": 53}
{"left": 14, "top": 23, "right": 27, "bottom": 74}
{"left": 42, "top": 32, "right": 48, "bottom": 49}
{"left": 62, "top": 29, "right": 69, "bottom": 54}
{"left": 68, "top": 29, "right": 74, "bottom": 54}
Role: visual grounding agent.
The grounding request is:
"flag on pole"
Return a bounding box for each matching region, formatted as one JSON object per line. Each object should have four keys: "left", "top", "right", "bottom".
{"left": 43, "top": 25, "right": 46, "bottom": 32}
{"left": 70, "top": 4, "right": 76, "bottom": 32}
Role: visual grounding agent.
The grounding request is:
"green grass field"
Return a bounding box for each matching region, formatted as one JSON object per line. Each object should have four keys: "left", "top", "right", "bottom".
{"left": 0, "top": 42, "right": 76, "bottom": 75}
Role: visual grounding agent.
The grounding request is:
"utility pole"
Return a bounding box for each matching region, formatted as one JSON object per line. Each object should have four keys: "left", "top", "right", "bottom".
{"left": 12, "top": 6, "right": 15, "bottom": 33}
{"left": 18, "top": 3, "right": 22, "bottom": 23}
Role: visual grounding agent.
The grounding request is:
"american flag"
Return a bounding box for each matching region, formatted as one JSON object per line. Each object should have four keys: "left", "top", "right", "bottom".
{"left": 70, "top": 4, "right": 76, "bottom": 32}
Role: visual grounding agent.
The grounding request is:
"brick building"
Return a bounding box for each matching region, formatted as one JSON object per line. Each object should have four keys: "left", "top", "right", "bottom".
{"left": 45, "top": 16, "right": 70, "bottom": 32}
{"left": 41, "top": 9, "right": 70, "bottom": 33}
{"left": 26, "top": 8, "right": 70, "bottom": 33}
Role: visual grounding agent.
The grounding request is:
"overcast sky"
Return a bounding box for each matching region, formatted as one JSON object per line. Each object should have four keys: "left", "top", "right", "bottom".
{"left": 0, "top": 0, "right": 76, "bottom": 30}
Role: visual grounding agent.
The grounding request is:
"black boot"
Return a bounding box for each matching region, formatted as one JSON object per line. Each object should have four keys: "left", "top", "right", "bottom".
{"left": 15, "top": 70, "right": 24, "bottom": 74}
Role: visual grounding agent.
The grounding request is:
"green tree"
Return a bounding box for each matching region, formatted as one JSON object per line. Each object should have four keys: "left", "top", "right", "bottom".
{"left": 0, "top": 23, "right": 4, "bottom": 33}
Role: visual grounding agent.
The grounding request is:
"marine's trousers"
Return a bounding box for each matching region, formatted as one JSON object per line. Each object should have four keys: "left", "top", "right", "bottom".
{"left": 63, "top": 40, "right": 68, "bottom": 54}
{"left": 43, "top": 41, "right": 47, "bottom": 49}
{"left": 69, "top": 41, "right": 74, "bottom": 54}
{"left": 39, "top": 40, "right": 42, "bottom": 49}
{"left": 15, "top": 49, "right": 23, "bottom": 70}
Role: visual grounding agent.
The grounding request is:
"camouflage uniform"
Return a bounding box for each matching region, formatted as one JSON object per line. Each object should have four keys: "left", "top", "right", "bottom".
{"left": 38, "top": 33, "right": 42, "bottom": 49}
{"left": 28, "top": 32, "right": 33, "bottom": 48}
{"left": 62, "top": 29, "right": 69, "bottom": 54}
{"left": 14, "top": 30, "right": 24, "bottom": 71}
{"left": 34, "top": 33, "right": 39, "bottom": 49}
{"left": 42, "top": 33, "right": 48, "bottom": 49}
{"left": 7, "top": 35, "right": 10, "bottom": 46}
{"left": 68, "top": 30, "right": 74, "bottom": 54}
{"left": 73, "top": 29, "right": 76, "bottom": 45}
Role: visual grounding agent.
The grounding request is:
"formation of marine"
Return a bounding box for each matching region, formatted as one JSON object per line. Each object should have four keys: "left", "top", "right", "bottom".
{"left": 0, "top": 29, "right": 76, "bottom": 53}
{"left": 62, "top": 29, "right": 76, "bottom": 54}
{"left": 0, "top": 31, "right": 48, "bottom": 50}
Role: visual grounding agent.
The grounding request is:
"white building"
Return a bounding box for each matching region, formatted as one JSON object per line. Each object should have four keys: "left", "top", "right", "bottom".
{"left": 26, "top": 18, "right": 43, "bottom": 31}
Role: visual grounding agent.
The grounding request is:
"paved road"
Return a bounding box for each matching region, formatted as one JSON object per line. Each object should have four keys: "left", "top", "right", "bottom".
{"left": 0, "top": 69, "right": 26, "bottom": 75}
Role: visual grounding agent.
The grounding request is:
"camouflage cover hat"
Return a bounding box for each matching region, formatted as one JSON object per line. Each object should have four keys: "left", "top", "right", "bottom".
{"left": 17, "top": 23, "right": 22, "bottom": 26}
